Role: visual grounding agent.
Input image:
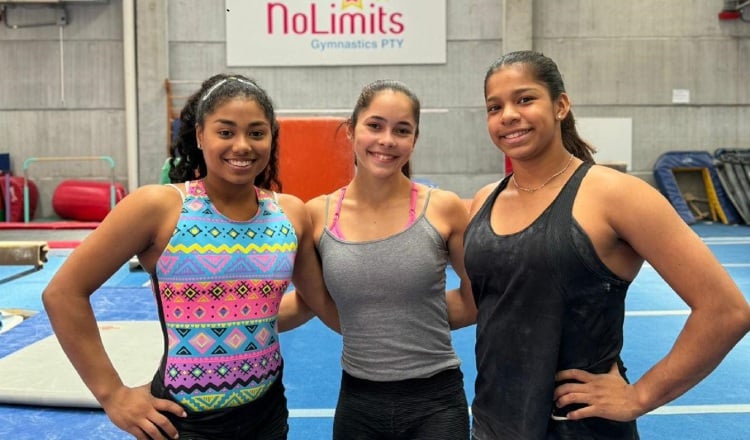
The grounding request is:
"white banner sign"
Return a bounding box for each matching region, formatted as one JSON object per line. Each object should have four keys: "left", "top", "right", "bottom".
{"left": 225, "top": 0, "right": 446, "bottom": 66}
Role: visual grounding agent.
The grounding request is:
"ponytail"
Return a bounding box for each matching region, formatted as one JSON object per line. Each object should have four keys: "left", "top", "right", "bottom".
{"left": 560, "top": 111, "right": 595, "bottom": 163}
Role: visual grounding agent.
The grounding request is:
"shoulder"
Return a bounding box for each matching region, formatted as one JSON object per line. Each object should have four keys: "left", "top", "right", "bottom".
{"left": 306, "top": 187, "right": 345, "bottom": 217}
{"left": 582, "top": 164, "right": 655, "bottom": 201}
{"left": 85, "top": 184, "right": 183, "bottom": 251}
{"left": 304, "top": 193, "right": 329, "bottom": 215}
{"left": 474, "top": 180, "right": 500, "bottom": 199}
{"left": 131, "top": 182, "right": 182, "bottom": 196}
{"left": 119, "top": 183, "right": 183, "bottom": 211}
{"left": 272, "top": 192, "right": 305, "bottom": 214}
{"left": 580, "top": 164, "right": 676, "bottom": 228}
{"left": 421, "top": 186, "right": 470, "bottom": 238}
{"left": 424, "top": 186, "right": 467, "bottom": 216}
{"left": 468, "top": 180, "right": 501, "bottom": 216}
{"left": 273, "top": 192, "right": 314, "bottom": 232}
{"left": 304, "top": 192, "right": 337, "bottom": 232}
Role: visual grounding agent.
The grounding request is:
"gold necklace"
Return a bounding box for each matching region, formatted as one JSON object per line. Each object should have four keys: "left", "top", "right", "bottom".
{"left": 511, "top": 154, "right": 574, "bottom": 193}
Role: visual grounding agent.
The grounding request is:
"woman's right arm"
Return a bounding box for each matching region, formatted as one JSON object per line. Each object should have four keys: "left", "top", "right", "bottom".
{"left": 42, "top": 185, "right": 186, "bottom": 440}
{"left": 276, "top": 194, "right": 341, "bottom": 333}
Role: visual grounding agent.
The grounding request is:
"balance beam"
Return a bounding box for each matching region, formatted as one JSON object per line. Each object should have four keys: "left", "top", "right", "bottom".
{"left": 0, "top": 241, "right": 48, "bottom": 285}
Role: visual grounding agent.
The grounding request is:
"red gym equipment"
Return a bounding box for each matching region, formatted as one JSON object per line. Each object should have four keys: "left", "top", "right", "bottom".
{"left": 277, "top": 117, "right": 355, "bottom": 202}
{"left": 23, "top": 156, "right": 125, "bottom": 223}
{"left": 52, "top": 179, "right": 127, "bottom": 222}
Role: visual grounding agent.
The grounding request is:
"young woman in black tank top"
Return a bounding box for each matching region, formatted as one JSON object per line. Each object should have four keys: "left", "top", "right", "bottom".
{"left": 464, "top": 50, "right": 750, "bottom": 440}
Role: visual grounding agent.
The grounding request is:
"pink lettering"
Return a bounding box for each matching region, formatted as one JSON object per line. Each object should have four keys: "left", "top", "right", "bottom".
{"left": 267, "top": 3, "right": 289, "bottom": 34}
{"left": 266, "top": 1, "right": 405, "bottom": 36}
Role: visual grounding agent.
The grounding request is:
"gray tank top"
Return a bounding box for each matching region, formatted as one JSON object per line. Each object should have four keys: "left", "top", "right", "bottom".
{"left": 317, "top": 189, "right": 461, "bottom": 381}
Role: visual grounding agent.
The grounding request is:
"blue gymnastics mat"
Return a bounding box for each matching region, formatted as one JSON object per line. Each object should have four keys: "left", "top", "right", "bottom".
{"left": 0, "top": 223, "right": 748, "bottom": 439}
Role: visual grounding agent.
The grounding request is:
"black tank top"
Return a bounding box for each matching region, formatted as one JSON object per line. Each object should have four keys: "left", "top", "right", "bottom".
{"left": 464, "top": 163, "right": 639, "bottom": 439}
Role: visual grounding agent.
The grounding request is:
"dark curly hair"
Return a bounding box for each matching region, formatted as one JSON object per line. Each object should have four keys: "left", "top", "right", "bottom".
{"left": 168, "top": 73, "right": 282, "bottom": 191}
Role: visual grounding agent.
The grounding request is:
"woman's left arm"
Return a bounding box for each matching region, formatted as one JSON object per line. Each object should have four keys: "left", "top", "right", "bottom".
{"left": 555, "top": 171, "right": 750, "bottom": 421}
{"left": 433, "top": 190, "right": 477, "bottom": 329}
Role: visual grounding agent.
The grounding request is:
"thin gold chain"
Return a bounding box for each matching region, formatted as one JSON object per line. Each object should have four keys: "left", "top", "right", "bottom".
{"left": 511, "top": 154, "right": 574, "bottom": 193}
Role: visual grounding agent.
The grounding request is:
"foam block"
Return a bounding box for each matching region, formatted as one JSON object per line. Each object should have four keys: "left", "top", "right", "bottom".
{"left": 0, "top": 241, "right": 48, "bottom": 267}
{"left": 0, "top": 321, "right": 162, "bottom": 408}
{"left": 277, "top": 117, "right": 355, "bottom": 201}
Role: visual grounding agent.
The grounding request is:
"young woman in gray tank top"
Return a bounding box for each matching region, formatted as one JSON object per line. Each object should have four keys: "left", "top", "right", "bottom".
{"left": 305, "top": 79, "right": 477, "bottom": 440}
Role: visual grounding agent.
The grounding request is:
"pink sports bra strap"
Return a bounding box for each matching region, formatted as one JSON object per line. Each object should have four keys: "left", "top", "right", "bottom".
{"left": 408, "top": 181, "right": 418, "bottom": 224}
{"left": 328, "top": 183, "right": 420, "bottom": 240}
{"left": 328, "top": 187, "right": 348, "bottom": 239}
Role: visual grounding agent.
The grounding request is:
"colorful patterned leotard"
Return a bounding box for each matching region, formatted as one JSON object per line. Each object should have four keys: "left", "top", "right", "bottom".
{"left": 151, "top": 180, "right": 296, "bottom": 413}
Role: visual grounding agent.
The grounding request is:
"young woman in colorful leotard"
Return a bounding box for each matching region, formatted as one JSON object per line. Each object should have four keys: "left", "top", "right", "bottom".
{"left": 42, "top": 74, "right": 339, "bottom": 440}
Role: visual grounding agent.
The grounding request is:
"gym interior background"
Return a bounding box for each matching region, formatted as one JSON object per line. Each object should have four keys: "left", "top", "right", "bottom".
{"left": 0, "top": 0, "right": 748, "bottom": 218}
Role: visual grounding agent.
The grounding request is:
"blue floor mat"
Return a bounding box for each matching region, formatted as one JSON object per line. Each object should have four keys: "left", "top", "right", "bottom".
{"left": 0, "top": 223, "right": 748, "bottom": 439}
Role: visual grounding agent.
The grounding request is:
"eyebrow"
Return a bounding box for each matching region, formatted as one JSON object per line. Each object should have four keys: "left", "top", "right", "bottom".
{"left": 512, "top": 87, "right": 539, "bottom": 95}
{"left": 367, "top": 115, "right": 415, "bottom": 128}
{"left": 212, "top": 118, "right": 269, "bottom": 128}
{"left": 486, "top": 87, "right": 541, "bottom": 101}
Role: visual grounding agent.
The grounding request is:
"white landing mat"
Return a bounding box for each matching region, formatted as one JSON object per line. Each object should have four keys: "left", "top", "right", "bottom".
{"left": 0, "top": 320, "right": 162, "bottom": 408}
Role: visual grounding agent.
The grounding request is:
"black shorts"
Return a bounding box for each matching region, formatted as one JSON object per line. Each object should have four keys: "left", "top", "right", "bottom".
{"left": 547, "top": 417, "right": 640, "bottom": 440}
{"left": 333, "top": 368, "right": 470, "bottom": 440}
{"left": 150, "top": 370, "right": 289, "bottom": 440}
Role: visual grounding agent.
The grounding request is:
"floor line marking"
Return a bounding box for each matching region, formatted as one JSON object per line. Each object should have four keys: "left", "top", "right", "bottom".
{"left": 288, "top": 405, "right": 750, "bottom": 418}
{"left": 626, "top": 310, "right": 689, "bottom": 317}
{"left": 703, "top": 240, "right": 750, "bottom": 245}
{"left": 701, "top": 235, "right": 750, "bottom": 241}
{"left": 289, "top": 409, "right": 335, "bottom": 418}
{"left": 641, "top": 262, "right": 750, "bottom": 269}
{"left": 648, "top": 404, "right": 750, "bottom": 415}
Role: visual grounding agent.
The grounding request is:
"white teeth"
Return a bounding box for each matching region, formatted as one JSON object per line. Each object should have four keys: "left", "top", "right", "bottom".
{"left": 372, "top": 152, "right": 394, "bottom": 161}
{"left": 504, "top": 130, "right": 529, "bottom": 139}
{"left": 228, "top": 159, "right": 252, "bottom": 167}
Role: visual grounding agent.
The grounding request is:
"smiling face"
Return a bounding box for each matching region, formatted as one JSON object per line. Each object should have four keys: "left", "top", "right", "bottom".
{"left": 196, "top": 97, "right": 273, "bottom": 187}
{"left": 349, "top": 90, "right": 418, "bottom": 178}
{"left": 484, "top": 64, "right": 569, "bottom": 161}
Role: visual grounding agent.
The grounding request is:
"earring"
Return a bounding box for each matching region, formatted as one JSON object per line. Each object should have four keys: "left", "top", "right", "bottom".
{"left": 197, "top": 143, "right": 203, "bottom": 150}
